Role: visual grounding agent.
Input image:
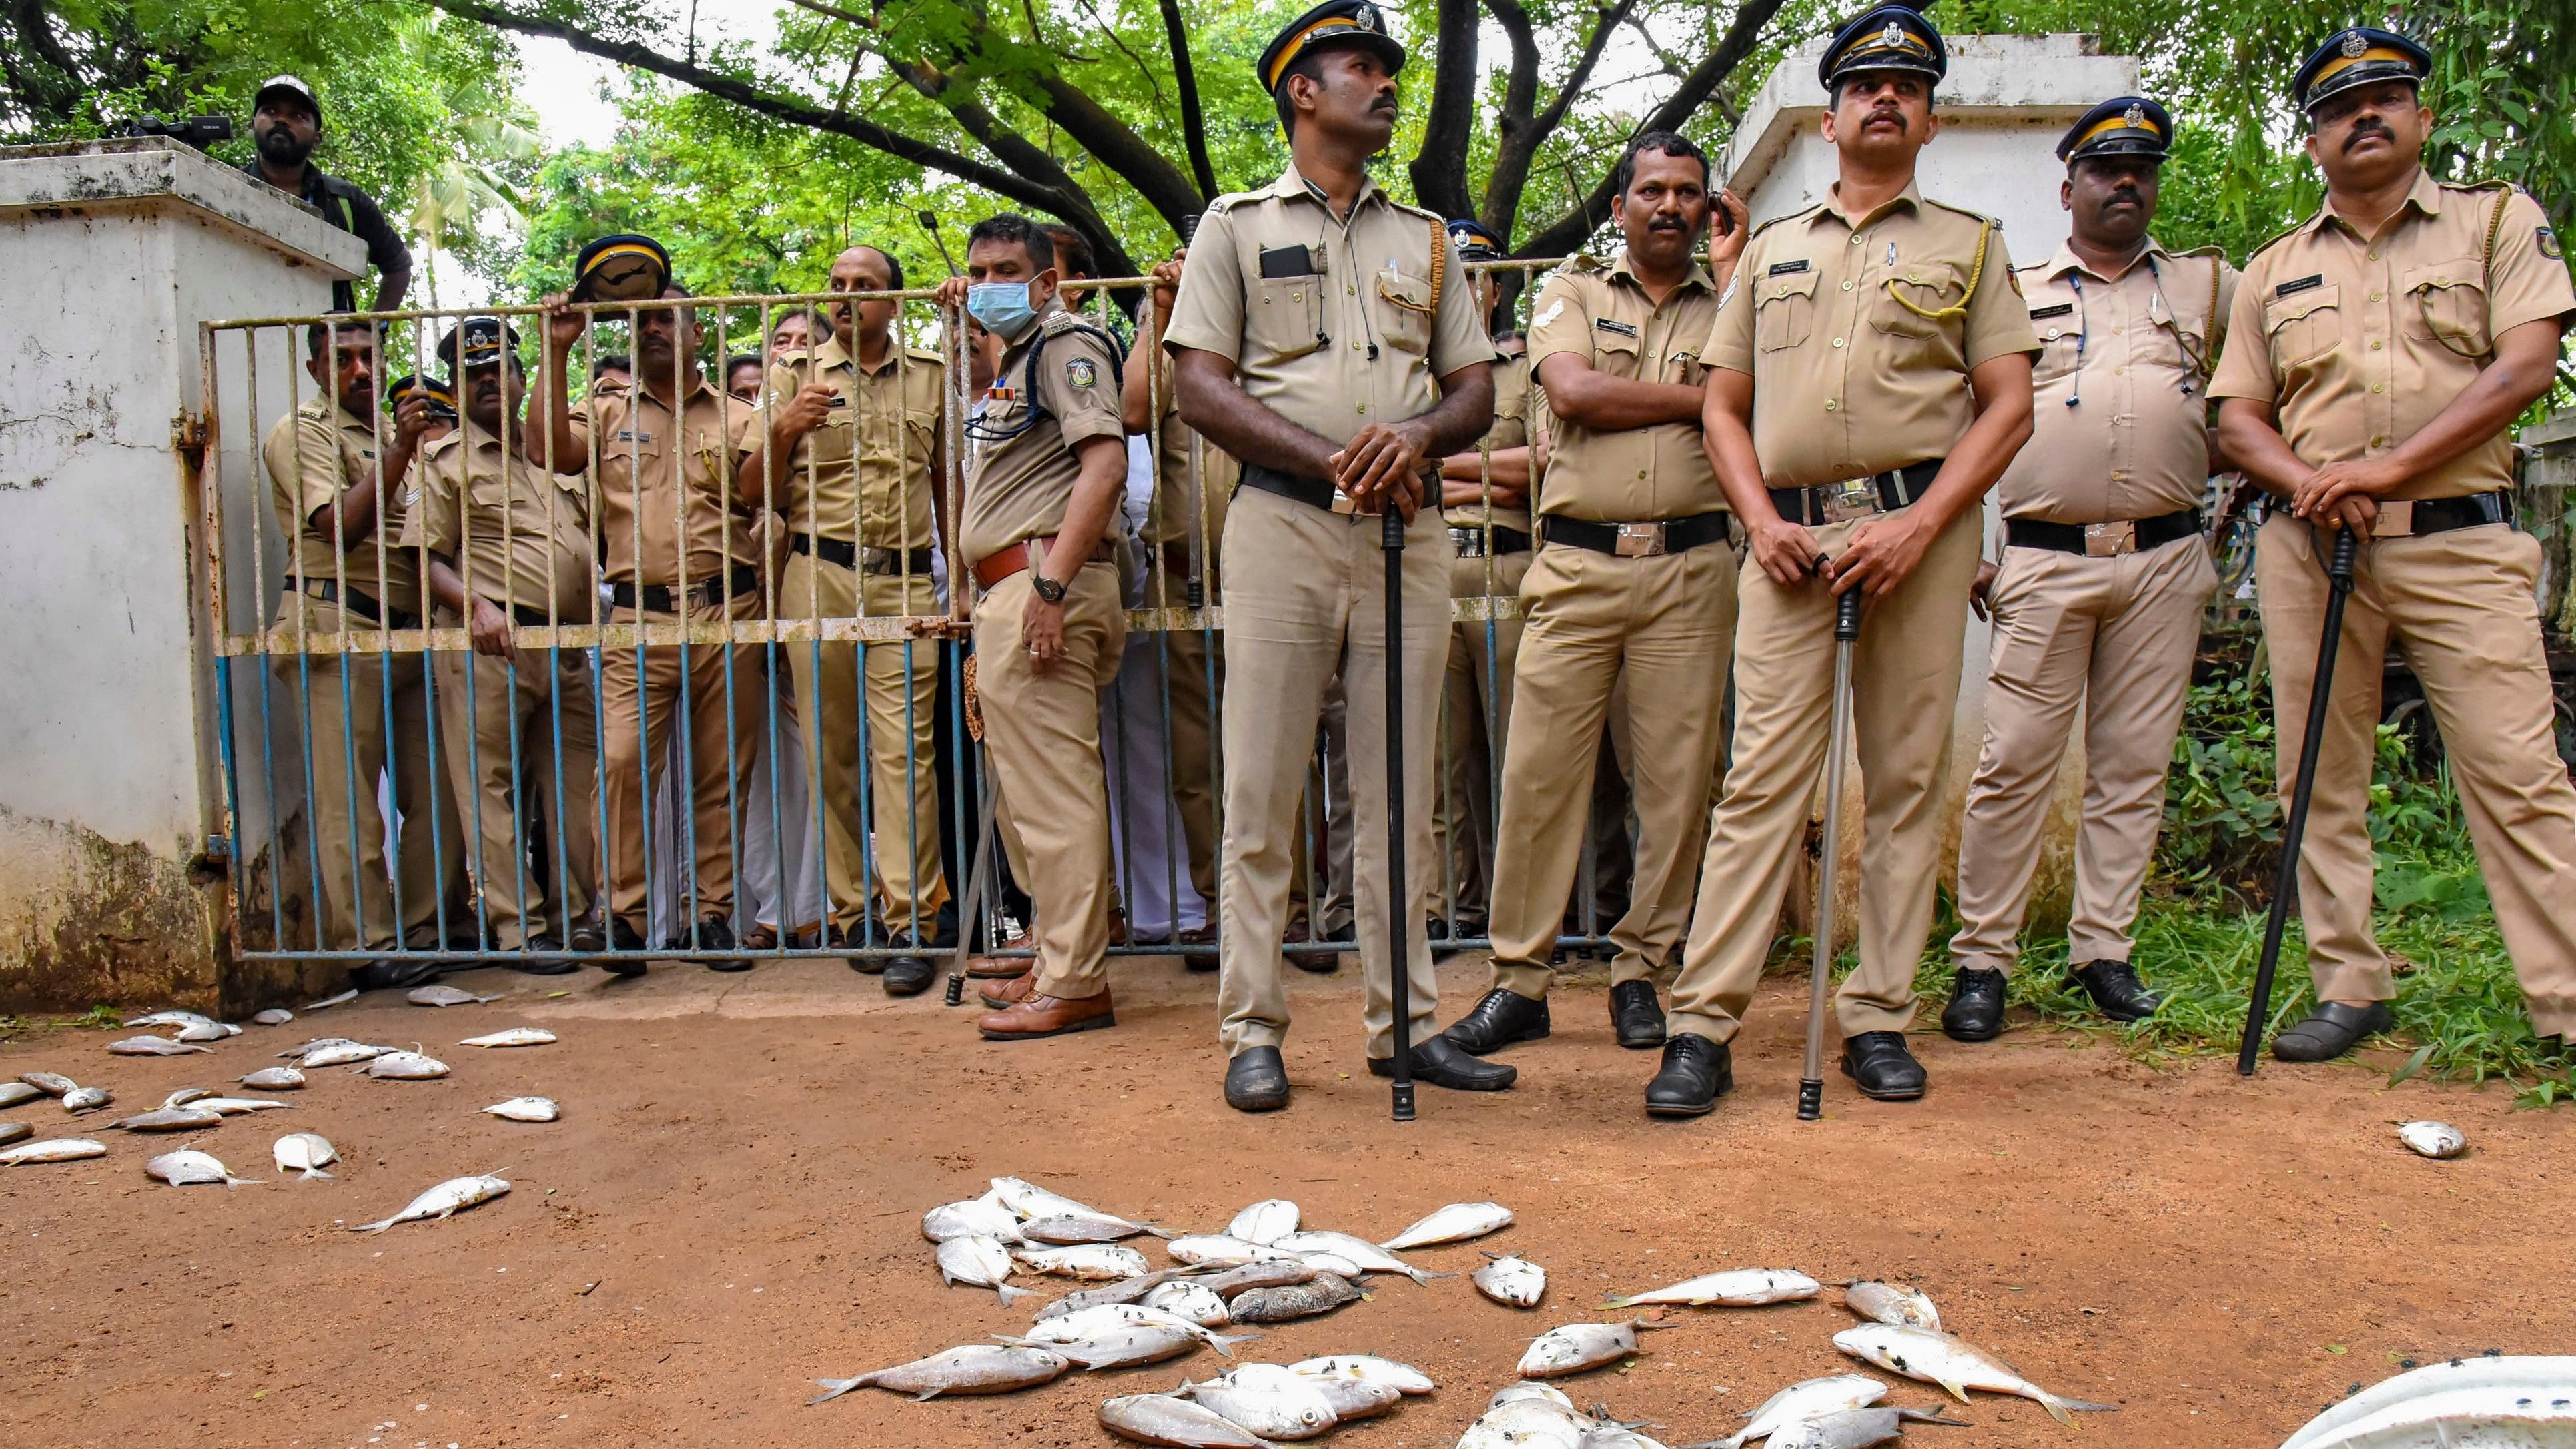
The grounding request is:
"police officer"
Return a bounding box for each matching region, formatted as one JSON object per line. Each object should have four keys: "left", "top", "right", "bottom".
{"left": 1165, "top": 0, "right": 1510, "bottom": 1111}
{"left": 2212, "top": 29, "right": 2576, "bottom": 1061}
{"left": 260, "top": 316, "right": 462, "bottom": 990}
{"left": 1442, "top": 133, "right": 1736, "bottom": 1059}
{"left": 242, "top": 75, "right": 411, "bottom": 312}
{"left": 736, "top": 243, "right": 952, "bottom": 995}
{"left": 1941, "top": 97, "right": 2236, "bottom": 1039}
{"left": 406, "top": 318, "right": 602, "bottom": 966}
{"left": 1651, "top": 5, "right": 2039, "bottom": 1114}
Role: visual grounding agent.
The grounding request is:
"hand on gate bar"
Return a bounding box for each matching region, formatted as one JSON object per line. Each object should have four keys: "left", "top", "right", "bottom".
{"left": 539, "top": 292, "right": 584, "bottom": 358}
{"left": 1829, "top": 511, "right": 1938, "bottom": 599}
{"left": 1330, "top": 422, "right": 1430, "bottom": 520}
{"left": 931, "top": 274, "right": 970, "bottom": 309}
{"left": 468, "top": 598, "right": 520, "bottom": 663}
{"left": 1747, "top": 512, "right": 1824, "bottom": 588}
{"left": 2290, "top": 456, "right": 2403, "bottom": 522}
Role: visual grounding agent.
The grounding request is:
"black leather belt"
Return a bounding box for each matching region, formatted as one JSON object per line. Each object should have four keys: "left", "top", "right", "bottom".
{"left": 294, "top": 578, "right": 418, "bottom": 630}
{"left": 1241, "top": 462, "right": 1344, "bottom": 512}
{"left": 609, "top": 564, "right": 763, "bottom": 614}
{"left": 2006, "top": 508, "right": 2201, "bottom": 557}
{"left": 508, "top": 602, "right": 563, "bottom": 629}
{"left": 1541, "top": 512, "right": 1730, "bottom": 558}
{"left": 790, "top": 532, "right": 937, "bottom": 577}
{"left": 2371, "top": 491, "right": 2514, "bottom": 538}
{"left": 1449, "top": 524, "right": 1532, "bottom": 557}
{"left": 1768, "top": 459, "right": 1944, "bottom": 527}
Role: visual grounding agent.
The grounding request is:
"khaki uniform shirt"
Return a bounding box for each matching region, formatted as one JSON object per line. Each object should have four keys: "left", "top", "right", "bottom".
{"left": 1444, "top": 351, "right": 1534, "bottom": 532}
{"left": 1706, "top": 182, "right": 2038, "bottom": 489}
{"left": 405, "top": 426, "right": 596, "bottom": 620}
{"left": 1527, "top": 250, "right": 1725, "bottom": 521}
{"left": 2003, "top": 239, "right": 2238, "bottom": 522}
{"left": 261, "top": 395, "right": 425, "bottom": 614}
{"left": 1163, "top": 165, "right": 1496, "bottom": 450}
{"left": 756, "top": 334, "right": 946, "bottom": 549}
{"left": 959, "top": 311, "right": 1127, "bottom": 564}
{"left": 2210, "top": 171, "right": 2576, "bottom": 500}
{"left": 568, "top": 374, "right": 756, "bottom": 586}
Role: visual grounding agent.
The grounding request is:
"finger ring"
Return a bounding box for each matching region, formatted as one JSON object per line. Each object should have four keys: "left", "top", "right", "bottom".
{"left": 1027, "top": 646, "right": 1042, "bottom": 656}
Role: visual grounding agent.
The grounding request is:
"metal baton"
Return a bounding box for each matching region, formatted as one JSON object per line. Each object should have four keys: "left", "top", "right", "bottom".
{"left": 2238, "top": 525, "right": 2362, "bottom": 1073}
{"left": 1799, "top": 585, "right": 1865, "bottom": 1120}
{"left": 943, "top": 746, "right": 1003, "bottom": 1007}
{"left": 1384, "top": 504, "right": 1416, "bottom": 1123}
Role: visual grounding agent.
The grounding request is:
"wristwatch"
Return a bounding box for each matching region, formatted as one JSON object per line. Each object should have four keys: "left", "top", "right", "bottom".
{"left": 1031, "top": 574, "right": 1067, "bottom": 604}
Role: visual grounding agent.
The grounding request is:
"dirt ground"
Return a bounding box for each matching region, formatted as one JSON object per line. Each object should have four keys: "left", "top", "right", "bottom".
{"left": 1, "top": 951, "right": 2567, "bottom": 1449}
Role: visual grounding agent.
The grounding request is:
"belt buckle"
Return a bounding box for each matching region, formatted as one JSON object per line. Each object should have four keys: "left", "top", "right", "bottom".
{"left": 1614, "top": 522, "right": 1667, "bottom": 557}
{"left": 1329, "top": 486, "right": 1357, "bottom": 516}
{"left": 1819, "top": 478, "right": 1880, "bottom": 524}
{"left": 2083, "top": 520, "right": 2137, "bottom": 558}
{"left": 2375, "top": 500, "right": 2415, "bottom": 537}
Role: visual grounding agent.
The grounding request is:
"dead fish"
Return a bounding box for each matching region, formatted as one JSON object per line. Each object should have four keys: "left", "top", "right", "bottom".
{"left": 1227, "top": 1272, "right": 1362, "bottom": 1324}
{"left": 989, "top": 1174, "right": 1110, "bottom": 1221}
{"left": 1270, "top": 1230, "right": 1450, "bottom": 1285}
{"left": 280, "top": 1036, "right": 358, "bottom": 1057}
{"left": 458, "top": 1027, "right": 556, "bottom": 1049}
{"left": 146, "top": 1149, "right": 258, "bottom": 1187}
{"left": 62, "top": 1087, "right": 114, "bottom": 1114}
{"left": 1023, "top": 1212, "right": 1166, "bottom": 1244}
{"left": 1306, "top": 1374, "right": 1402, "bottom": 1423}
{"left": 124, "top": 1010, "right": 220, "bottom": 1030}
{"left": 364, "top": 1050, "right": 450, "bottom": 1080}
{"left": 1014, "top": 1304, "right": 1259, "bottom": 1358}
{"left": 1292, "top": 1250, "right": 1368, "bottom": 1279}
{"left": 2397, "top": 1120, "right": 2467, "bottom": 1159}
{"left": 1192, "top": 1260, "right": 1317, "bottom": 1297}
{"left": 1140, "top": 1280, "right": 1234, "bottom": 1326}
{"left": 174, "top": 1021, "right": 230, "bottom": 1043}
{"left": 0, "top": 1083, "right": 43, "bottom": 1109}
{"left": 1183, "top": 1363, "right": 1340, "bottom": 1440}
{"left": 1014, "top": 1243, "right": 1152, "bottom": 1280}
{"left": 1037, "top": 1269, "right": 1191, "bottom": 1322}
{"left": 1166, "top": 1234, "right": 1302, "bottom": 1268}
{"left": 159, "top": 1088, "right": 211, "bottom": 1109}
{"left": 924, "top": 1192, "right": 1027, "bottom": 1244}
{"left": 187, "top": 1097, "right": 292, "bottom": 1115}
{"left": 1097, "top": 1392, "right": 1279, "bottom": 1448}
{"left": 252, "top": 1009, "right": 294, "bottom": 1026}
{"left": 2281, "top": 1353, "right": 2576, "bottom": 1448}
{"left": 1583, "top": 1425, "right": 1676, "bottom": 1449}
{"left": 304, "top": 987, "right": 358, "bottom": 1010}
{"left": 995, "top": 1321, "right": 1201, "bottom": 1370}
{"left": 1687, "top": 1373, "right": 1889, "bottom": 1449}
{"left": 1227, "top": 1199, "right": 1300, "bottom": 1246}
{"left": 19, "top": 1072, "right": 78, "bottom": 1097}
{"left": 1602, "top": 1268, "right": 1821, "bottom": 1309}
{"left": 1460, "top": 1397, "right": 1595, "bottom": 1449}
{"left": 1475, "top": 1250, "right": 1548, "bottom": 1308}
{"left": 1518, "top": 1319, "right": 1680, "bottom": 1379}
{"left": 1288, "top": 1355, "right": 1436, "bottom": 1396}
{"left": 1380, "top": 1199, "right": 1514, "bottom": 1250}
{"left": 1843, "top": 1282, "right": 1940, "bottom": 1332}
{"left": 939, "top": 1234, "right": 1034, "bottom": 1304}
{"left": 1491, "top": 1384, "right": 1577, "bottom": 1411}
{"left": 350, "top": 1172, "right": 511, "bottom": 1233}
{"left": 300, "top": 1041, "right": 389, "bottom": 1067}
{"left": 809, "top": 1344, "right": 1071, "bottom": 1404}
{"left": 273, "top": 1131, "right": 338, "bottom": 1179}
{"left": 1763, "top": 1407, "right": 1969, "bottom": 1449}
{"left": 111, "top": 1107, "right": 225, "bottom": 1132}
{"left": 109, "top": 1037, "right": 211, "bottom": 1057}
{"left": 482, "top": 1096, "right": 560, "bottom": 1122}
{"left": 410, "top": 984, "right": 501, "bottom": 1007}
{"left": 240, "top": 1067, "right": 305, "bottom": 1091}
{"left": 1831, "top": 1325, "right": 2114, "bottom": 1427}
{"left": 0, "top": 1123, "right": 29, "bottom": 1146}
{"left": 1, "top": 1137, "right": 106, "bottom": 1165}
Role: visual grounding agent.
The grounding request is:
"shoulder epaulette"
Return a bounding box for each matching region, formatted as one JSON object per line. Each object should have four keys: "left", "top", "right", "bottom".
{"left": 1923, "top": 197, "right": 1997, "bottom": 227}
{"left": 420, "top": 431, "right": 461, "bottom": 458}
{"left": 1564, "top": 252, "right": 1607, "bottom": 274}
{"left": 2443, "top": 177, "right": 2517, "bottom": 197}
{"left": 2171, "top": 243, "right": 2228, "bottom": 260}
{"left": 1203, "top": 191, "right": 1256, "bottom": 217}
{"left": 2247, "top": 213, "right": 2314, "bottom": 262}
{"left": 1747, "top": 206, "right": 1815, "bottom": 239}
{"left": 1041, "top": 311, "right": 1082, "bottom": 338}
{"left": 904, "top": 344, "right": 945, "bottom": 366}
{"left": 1384, "top": 196, "right": 1444, "bottom": 225}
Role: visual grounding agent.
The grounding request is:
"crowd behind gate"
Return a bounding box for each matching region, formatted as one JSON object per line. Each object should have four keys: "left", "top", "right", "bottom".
{"left": 226, "top": 1, "right": 2576, "bottom": 1119}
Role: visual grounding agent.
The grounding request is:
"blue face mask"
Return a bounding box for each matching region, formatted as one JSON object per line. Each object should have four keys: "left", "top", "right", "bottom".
{"left": 967, "top": 280, "right": 1041, "bottom": 342}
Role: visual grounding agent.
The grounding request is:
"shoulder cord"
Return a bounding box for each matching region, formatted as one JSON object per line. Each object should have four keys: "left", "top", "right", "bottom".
{"left": 1374, "top": 215, "right": 1449, "bottom": 320}
{"left": 1883, "top": 218, "right": 1992, "bottom": 322}
{"left": 2421, "top": 186, "right": 2513, "bottom": 360}
{"left": 2142, "top": 255, "right": 2217, "bottom": 383}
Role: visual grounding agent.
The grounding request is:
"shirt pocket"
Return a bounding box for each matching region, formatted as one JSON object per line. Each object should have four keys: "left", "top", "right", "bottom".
{"left": 2400, "top": 259, "right": 2490, "bottom": 355}
{"left": 1871, "top": 261, "right": 1965, "bottom": 341}
{"left": 2263, "top": 282, "right": 2342, "bottom": 372}
{"left": 2147, "top": 290, "right": 2212, "bottom": 377}
{"left": 2030, "top": 318, "right": 2083, "bottom": 386}
{"left": 1250, "top": 273, "right": 1326, "bottom": 363}
{"left": 1589, "top": 324, "right": 1644, "bottom": 380}
{"left": 1755, "top": 270, "right": 1819, "bottom": 352}
{"left": 1370, "top": 267, "right": 1437, "bottom": 357}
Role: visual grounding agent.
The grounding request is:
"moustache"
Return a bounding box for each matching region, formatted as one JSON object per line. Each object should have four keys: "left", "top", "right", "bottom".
{"left": 1370, "top": 94, "right": 1398, "bottom": 113}
{"left": 2342, "top": 121, "right": 2392, "bottom": 152}
{"left": 2105, "top": 189, "right": 2142, "bottom": 205}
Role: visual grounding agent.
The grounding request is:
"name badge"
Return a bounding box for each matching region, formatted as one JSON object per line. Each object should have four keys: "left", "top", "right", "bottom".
{"left": 1595, "top": 318, "right": 1639, "bottom": 338}
{"left": 2028, "top": 303, "right": 2074, "bottom": 319}
{"left": 612, "top": 429, "right": 654, "bottom": 443}
{"left": 2274, "top": 274, "right": 2324, "bottom": 299}
{"left": 1766, "top": 259, "right": 1812, "bottom": 276}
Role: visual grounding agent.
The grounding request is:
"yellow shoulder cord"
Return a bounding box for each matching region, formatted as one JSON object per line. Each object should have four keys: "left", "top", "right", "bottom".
{"left": 2423, "top": 185, "right": 2513, "bottom": 360}
{"left": 2204, "top": 254, "right": 2224, "bottom": 370}
{"left": 1379, "top": 215, "right": 1448, "bottom": 318}
{"left": 1883, "top": 218, "right": 1992, "bottom": 322}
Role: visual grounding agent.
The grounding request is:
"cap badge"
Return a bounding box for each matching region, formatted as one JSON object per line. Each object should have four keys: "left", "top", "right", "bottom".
{"left": 1355, "top": 4, "right": 1378, "bottom": 31}
{"left": 1879, "top": 20, "right": 1904, "bottom": 46}
{"left": 2122, "top": 103, "right": 2144, "bottom": 129}
{"left": 2340, "top": 31, "right": 2367, "bottom": 57}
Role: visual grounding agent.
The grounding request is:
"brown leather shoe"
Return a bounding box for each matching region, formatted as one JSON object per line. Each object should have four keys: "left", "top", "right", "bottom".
{"left": 1178, "top": 923, "right": 1218, "bottom": 972}
{"left": 979, "top": 970, "right": 1038, "bottom": 1009}
{"left": 979, "top": 989, "right": 1116, "bottom": 1041}
{"left": 1108, "top": 907, "right": 1129, "bottom": 946}
{"left": 967, "top": 929, "right": 1035, "bottom": 979}
{"left": 740, "top": 923, "right": 779, "bottom": 952}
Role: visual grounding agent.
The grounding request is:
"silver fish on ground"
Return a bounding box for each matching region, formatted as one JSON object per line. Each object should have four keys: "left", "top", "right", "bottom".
{"left": 1687, "top": 1374, "right": 1889, "bottom": 1449}
{"left": 939, "top": 1234, "right": 1033, "bottom": 1304}
{"left": 146, "top": 1149, "right": 258, "bottom": 1187}
{"left": 1289, "top": 1355, "right": 1436, "bottom": 1396}
{"left": 174, "top": 1021, "right": 231, "bottom": 1043}
{"left": 1227, "top": 1199, "right": 1300, "bottom": 1246}
{"left": 1, "top": 1137, "right": 106, "bottom": 1165}
{"left": 408, "top": 984, "right": 500, "bottom": 1007}
{"left": 1013, "top": 1304, "right": 1259, "bottom": 1358}
{"left": 110, "top": 1107, "right": 224, "bottom": 1132}
{"left": 1182, "top": 1363, "right": 1340, "bottom": 1440}
{"left": 189, "top": 1097, "right": 292, "bottom": 1115}
{"left": 273, "top": 1131, "right": 338, "bottom": 1179}
{"left": 989, "top": 1174, "right": 1111, "bottom": 1222}
{"left": 240, "top": 1067, "right": 306, "bottom": 1091}
{"left": 109, "top": 1037, "right": 211, "bottom": 1056}
{"left": 1023, "top": 1212, "right": 1168, "bottom": 1244}
{"left": 923, "top": 1191, "right": 1027, "bottom": 1244}
{"left": 1581, "top": 1422, "right": 1676, "bottom": 1449}
{"left": 458, "top": 1027, "right": 556, "bottom": 1048}
{"left": 1227, "top": 1273, "right": 1362, "bottom": 1324}
{"left": 350, "top": 1172, "right": 511, "bottom": 1232}
{"left": 159, "top": 1088, "right": 212, "bottom": 1109}
{"left": 1492, "top": 1384, "right": 1577, "bottom": 1411}
{"left": 482, "top": 1096, "right": 560, "bottom": 1122}
{"left": 1602, "top": 1268, "right": 1821, "bottom": 1309}
{"left": 1831, "top": 1326, "right": 2114, "bottom": 1427}
{"left": 252, "top": 1009, "right": 294, "bottom": 1026}
{"left": 1519, "top": 1320, "right": 1680, "bottom": 1379}
{"left": 1762, "top": 1407, "right": 1968, "bottom": 1449}
{"left": 0, "top": 1083, "right": 43, "bottom": 1109}
{"left": 300, "top": 1041, "right": 389, "bottom": 1068}
{"left": 19, "top": 1072, "right": 78, "bottom": 1097}
{"left": 1308, "top": 1376, "right": 1403, "bottom": 1422}
{"left": 62, "top": 1087, "right": 113, "bottom": 1114}
{"left": 124, "top": 1010, "right": 220, "bottom": 1031}
{"left": 1166, "top": 1234, "right": 1302, "bottom": 1269}
{"left": 1191, "top": 1260, "right": 1316, "bottom": 1297}
{"left": 281, "top": 1037, "right": 357, "bottom": 1057}
{"left": 1140, "top": 1281, "right": 1232, "bottom": 1326}
{"left": 1292, "top": 1250, "right": 1368, "bottom": 1280}
{"left": 1098, "top": 1393, "right": 1280, "bottom": 1448}
{"left": 1015, "top": 1243, "right": 1153, "bottom": 1280}
{"left": 2279, "top": 1354, "right": 2576, "bottom": 1449}
{"left": 994, "top": 1321, "right": 1202, "bottom": 1370}
{"left": 1476, "top": 1251, "right": 1547, "bottom": 1308}
{"left": 0, "top": 1122, "right": 30, "bottom": 1146}
{"left": 809, "top": 1344, "right": 1071, "bottom": 1404}
{"left": 303, "top": 987, "right": 358, "bottom": 1009}
{"left": 1843, "top": 1282, "right": 1941, "bottom": 1332}
{"left": 1036, "top": 1268, "right": 1190, "bottom": 1321}
{"left": 364, "top": 1050, "right": 450, "bottom": 1080}
{"left": 1380, "top": 1199, "right": 1513, "bottom": 1250}
{"left": 2397, "top": 1120, "right": 2467, "bottom": 1159}
{"left": 1459, "top": 1395, "right": 1596, "bottom": 1449}
{"left": 1268, "top": 1230, "right": 1449, "bottom": 1285}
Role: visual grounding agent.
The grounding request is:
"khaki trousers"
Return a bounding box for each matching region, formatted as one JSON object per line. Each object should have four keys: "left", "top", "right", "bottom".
{"left": 1217, "top": 488, "right": 1452, "bottom": 1059}
{"left": 274, "top": 596, "right": 463, "bottom": 950}
{"left": 602, "top": 591, "right": 761, "bottom": 932}
{"left": 433, "top": 636, "right": 598, "bottom": 950}
{"left": 1488, "top": 542, "right": 1739, "bottom": 997}
{"left": 1435, "top": 548, "right": 1530, "bottom": 924}
{"left": 974, "top": 564, "right": 1126, "bottom": 998}
{"left": 2256, "top": 516, "right": 2576, "bottom": 1034}
{"left": 779, "top": 556, "right": 948, "bottom": 937}
{"left": 1952, "top": 535, "right": 2214, "bottom": 975}
{"left": 1669, "top": 508, "right": 1983, "bottom": 1043}
{"left": 1151, "top": 624, "right": 1223, "bottom": 905}
{"left": 1286, "top": 682, "right": 1357, "bottom": 933}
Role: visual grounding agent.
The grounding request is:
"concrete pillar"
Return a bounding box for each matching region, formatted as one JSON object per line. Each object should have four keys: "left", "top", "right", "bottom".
{"left": 0, "top": 137, "right": 360, "bottom": 1011}
{"left": 1718, "top": 35, "right": 2140, "bottom": 945}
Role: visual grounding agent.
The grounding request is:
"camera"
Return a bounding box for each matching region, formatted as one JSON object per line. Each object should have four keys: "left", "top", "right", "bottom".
{"left": 126, "top": 116, "right": 235, "bottom": 151}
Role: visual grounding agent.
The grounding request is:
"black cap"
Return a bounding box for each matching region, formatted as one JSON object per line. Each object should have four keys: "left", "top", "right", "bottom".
{"left": 1818, "top": 5, "right": 1946, "bottom": 89}
{"left": 2058, "top": 96, "right": 2172, "bottom": 165}
{"left": 571, "top": 233, "right": 673, "bottom": 304}
{"left": 254, "top": 74, "right": 322, "bottom": 125}
{"left": 386, "top": 374, "right": 458, "bottom": 418}
{"left": 2292, "top": 27, "right": 2429, "bottom": 114}
{"left": 1446, "top": 219, "right": 1504, "bottom": 260}
{"left": 437, "top": 316, "right": 523, "bottom": 372}
{"left": 1257, "top": 0, "right": 1406, "bottom": 95}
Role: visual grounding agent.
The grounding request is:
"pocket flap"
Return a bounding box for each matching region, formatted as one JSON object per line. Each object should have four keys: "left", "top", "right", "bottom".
{"left": 1760, "top": 269, "right": 1821, "bottom": 303}
{"left": 2266, "top": 282, "right": 2340, "bottom": 328}
{"left": 2402, "top": 258, "right": 2483, "bottom": 295}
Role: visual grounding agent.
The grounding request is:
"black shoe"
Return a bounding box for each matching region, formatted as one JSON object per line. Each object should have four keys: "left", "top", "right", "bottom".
{"left": 1941, "top": 967, "right": 2006, "bottom": 1042}
{"left": 882, "top": 945, "right": 937, "bottom": 998}
{"left": 842, "top": 919, "right": 892, "bottom": 974}
{"left": 1840, "top": 1031, "right": 1927, "bottom": 1100}
{"left": 508, "top": 933, "right": 581, "bottom": 975}
{"left": 1610, "top": 980, "right": 1667, "bottom": 1049}
{"left": 691, "top": 915, "right": 751, "bottom": 972}
{"left": 348, "top": 957, "right": 448, "bottom": 993}
{"left": 2068, "top": 959, "right": 2160, "bottom": 1022}
{"left": 1368, "top": 1035, "right": 1517, "bottom": 1091}
{"left": 1442, "top": 988, "right": 1549, "bottom": 1055}
{"left": 1289, "top": 946, "right": 1342, "bottom": 975}
{"left": 2270, "top": 1001, "right": 2394, "bottom": 1063}
{"left": 1225, "top": 1046, "right": 1290, "bottom": 1112}
{"left": 566, "top": 912, "right": 607, "bottom": 955}
{"left": 1644, "top": 1033, "right": 1732, "bottom": 1117}
{"left": 597, "top": 918, "right": 648, "bottom": 978}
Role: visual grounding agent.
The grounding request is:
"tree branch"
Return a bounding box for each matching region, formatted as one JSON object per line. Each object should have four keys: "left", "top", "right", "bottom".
{"left": 1156, "top": 0, "right": 1219, "bottom": 203}
{"left": 1482, "top": 0, "right": 1631, "bottom": 239}
{"left": 886, "top": 58, "right": 1137, "bottom": 275}
{"left": 1405, "top": 0, "right": 1481, "bottom": 221}
{"left": 1028, "top": 73, "right": 1204, "bottom": 231}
